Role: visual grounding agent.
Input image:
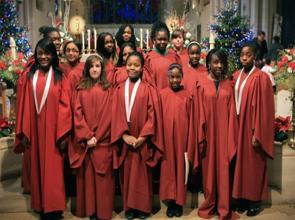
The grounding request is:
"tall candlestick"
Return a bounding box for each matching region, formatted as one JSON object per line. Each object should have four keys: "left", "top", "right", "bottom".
{"left": 9, "top": 37, "right": 16, "bottom": 60}
{"left": 81, "top": 31, "right": 85, "bottom": 52}
{"left": 146, "top": 29, "right": 149, "bottom": 50}
{"left": 93, "top": 28, "right": 97, "bottom": 51}
{"left": 209, "top": 32, "right": 215, "bottom": 50}
{"left": 140, "top": 28, "right": 143, "bottom": 49}
{"left": 87, "top": 29, "right": 91, "bottom": 51}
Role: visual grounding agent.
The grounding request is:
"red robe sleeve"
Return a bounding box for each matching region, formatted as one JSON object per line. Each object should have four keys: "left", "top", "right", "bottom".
{"left": 74, "top": 91, "right": 95, "bottom": 143}
{"left": 14, "top": 69, "right": 31, "bottom": 153}
{"left": 142, "top": 84, "right": 164, "bottom": 167}
{"left": 253, "top": 73, "right": 275, "bottom": 158}
{"left": 188, "top": 81, "right": 206, "bottom": 171}
{"left": 56, "top": 75, "right": 72, "bottom": 144}
{"left": 227, "top": 82, "right": 238, "bottom": 162}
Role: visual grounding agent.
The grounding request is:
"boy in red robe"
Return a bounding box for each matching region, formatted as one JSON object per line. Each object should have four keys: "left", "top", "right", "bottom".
{"left": 70, "top": 55, "right": 115, "bottom": 220}
{"left": 111, "top": 52, "right": 164, "bottom": 219}
{"left": 232, "top": 42, "right": 274, "bottom": 216}
{"left": 145, "top": 21, "right": 180, "bottom": 89}
{"left": 14, "top": 38, "right": 72, "bottom": 220}
{"left": 159, "top": 63, "right": 195, "bottom": 217}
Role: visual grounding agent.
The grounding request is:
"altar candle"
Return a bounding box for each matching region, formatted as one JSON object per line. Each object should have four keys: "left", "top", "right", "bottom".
{"left": 87, "top": 29, "right": 91, "bottom": 51}
{"left": 140, "top": 28, "right": 143, "bottom": 49}
{"left": 81, "top": 31, "right": 85, "bottom": 52}
{"left": 146, "top": 29, "right": 149, "bottom": 50}
{"left": 93, "top": 28, "right": 97, "bottom": 51}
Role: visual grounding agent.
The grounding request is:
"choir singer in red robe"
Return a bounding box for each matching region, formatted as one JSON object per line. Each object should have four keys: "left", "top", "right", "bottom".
{"left": 111, "top": 52, "right": 164, "bottom": 219}
{"left": 191, "top": 49, "right": 238, "bottom": 220}
{"left": 232, "top": 42, "right": 275, "bottom": 217}
{"left": 159, "top": 63, "right": 195, "bottom": 218}
{"left": 14, "top": 38, "right": 72, "bottom": 220}
{"left": 70, "top": 55, "right": 115, "bottom": 220}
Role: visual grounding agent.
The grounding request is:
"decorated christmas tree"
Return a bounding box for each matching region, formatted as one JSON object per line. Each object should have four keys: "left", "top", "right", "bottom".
{"left": 0, "top": 0, "right": 31, "bottom": 56}
{"left": 209, "top": 0, "right": 253, "bottom": 74}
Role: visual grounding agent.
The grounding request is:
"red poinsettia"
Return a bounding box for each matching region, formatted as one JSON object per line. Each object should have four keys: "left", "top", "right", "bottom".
{"left": 274, "top": 116, "right": 291, "bottom": 133}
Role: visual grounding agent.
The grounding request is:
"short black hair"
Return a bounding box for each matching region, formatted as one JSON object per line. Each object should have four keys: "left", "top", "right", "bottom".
{"left": 273, "top": 36, "right": 280, "bottom": 43}
{"left": 241, "top": 42, "right": 258, "bottom": 55}
{"left": 126, "top": 51, "right": 145, "bottom": 67}
{"left": 39, "top": 26, "right": 60, "bottom": 38}
{"left": 151, "top": 21, "right": 170, "bottom": 41}
{"left": 257, "top": 30, "right": 266, "bottom": 36}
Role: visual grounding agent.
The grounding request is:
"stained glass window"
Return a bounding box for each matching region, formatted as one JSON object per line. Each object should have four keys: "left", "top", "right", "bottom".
{"left": 91, "top": 0, "right": 160, "bottom": 24}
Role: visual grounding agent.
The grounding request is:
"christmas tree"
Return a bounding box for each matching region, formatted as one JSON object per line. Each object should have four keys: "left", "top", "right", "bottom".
{"left": 209, "top": 0, "right": 253, "bottom": 74}
{"left": 0, "top": 0, "right": 31, "bottom": 56}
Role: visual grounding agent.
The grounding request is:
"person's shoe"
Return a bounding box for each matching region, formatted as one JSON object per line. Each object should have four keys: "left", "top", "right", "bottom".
{"left": 89, "top": 213, "right": 98, "bottom": 220}
{"left": 174, "top": 204, "right": 183, "bottom": 217}
{"left": 125, "top": 209, "right": 135, "bottom": 220}
{"left": 166, "top": 205, "right": 174, "bottom": 218}
{"left": 136, "top": 210, "right": 150, "bottom": 219}
{"left": 246, "top": 207, "right": 261, "bottom": 217}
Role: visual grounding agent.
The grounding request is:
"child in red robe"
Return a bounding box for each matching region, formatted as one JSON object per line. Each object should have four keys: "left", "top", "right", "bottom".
{"left": 113, "top": 42, "right": 136, "bottom": 85}
{"left": 232, "top": 42, "right": 275, "bottom": 217}
{"left": 111, "top": 52, "right": 164, "bottom": 219}
{"left": 96, "top": 32, "right": 118, "bottom": 83}
{"left": 14, "top": 38, "right": 72, "bottom": 220}
{"left": 191, "top": 49, "right": 237, "bottom": 220}
{"left": 145, "top": 21, "right": 181, "bottom": 89}
{"left": 170, "top": 29, "right": 189, "bottom": 65}
{"left": 159, "top": 63, "right": 195, "bottom": 217}
{"left": 60, "top": 40, "right": 84, "bottom": 78}
{"left": 70, "top": 55, "right": 115, "bottom": 220}
{"left": 182, "top": 41, "right": 207, "bottom": 94}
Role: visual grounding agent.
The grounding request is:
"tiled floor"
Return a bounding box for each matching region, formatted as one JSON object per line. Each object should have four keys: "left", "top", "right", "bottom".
{"left": 1, "top": 177, "right": 295, "bottom": 220}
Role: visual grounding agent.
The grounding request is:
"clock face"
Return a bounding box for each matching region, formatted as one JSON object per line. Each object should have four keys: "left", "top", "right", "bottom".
{"left": 69, "top": 16, "right": 86, "bottom": 35}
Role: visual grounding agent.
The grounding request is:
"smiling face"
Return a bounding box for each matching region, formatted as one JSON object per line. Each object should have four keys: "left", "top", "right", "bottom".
{"left": 209, "top": 54, "right": 225, "bottom": 79}
{"left": 126, "top": 55, "right": 143, "bottom": 80}
{"left": 122, "top": 46, "right": 135, "bottom": 65}
{"left": 168, "top": 67, "right": 183, "bottom": 91}
{"left": 36, "top": 47, "right": 53, "bottom": 70}
{"left": 65, "top": 42, "right": 80, "bottom": 64}
{"left": 154, "top": 31, "right": 169, "bottom": 52}
{"left": 188, "top": 45, "right": 201, "bottom": 66}
{"left": 48, "top": 31, "right": 61, "bottom": 54}
{"left": 89, "top": 59, "right": 102, "bottom": 80}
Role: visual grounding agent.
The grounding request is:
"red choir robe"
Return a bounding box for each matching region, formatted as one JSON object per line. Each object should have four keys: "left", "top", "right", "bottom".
{"left": 172, "top": 48, "right": 189, "bottom": 67}
{"left": 113, "top": 66, "right": 128, "bottom": 85}
{"left": 145, "top": 50, "right": 181, "bottom": 89}
{"left": 69, "top": 85, "right": 115, "bottom": 219}
{"left": 60, "top": 61, "right": 84, "bottom": 77}
{"left": 232, "top": 67, "right": 274, "bottom": 202}
{"left": 191, "top": 77, "right": 237, "bottom": 219}
{"left": 111, "top": 79, "right": 164, "bottom": 213}
{"left": 67, "top": 66, "right": 84, "bottom": 91}
{"left": 17, "top": 57, "right": 35, "bottom": 194}
{"left": 159, "top": 87, "right": 194, "bottom": 206}
{"left": 14, "top": 68, "right": 72, "bottom": 213}
{"left": 182, "top": 63, "right": 207, "bottom": 94}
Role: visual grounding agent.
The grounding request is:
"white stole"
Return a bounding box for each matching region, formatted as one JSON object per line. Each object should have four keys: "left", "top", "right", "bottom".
{"left": 33, "top": 66, "right": 53, "bottom": 115}
{"left": 124, "top": 78, "right": 141, "bottom": 122}
{"left": 234, "top": 66, "right": 255, "bottom": 115}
